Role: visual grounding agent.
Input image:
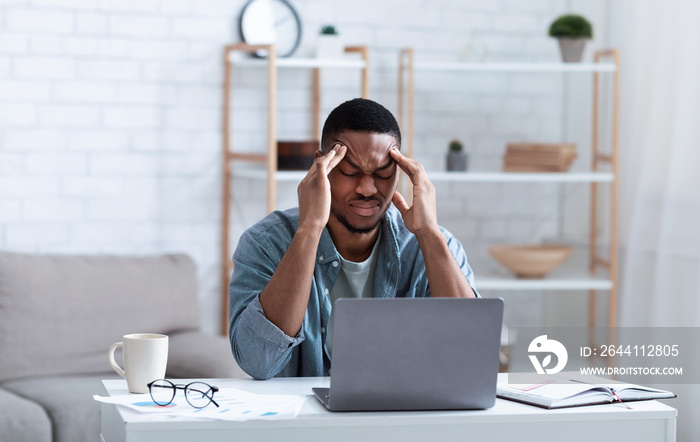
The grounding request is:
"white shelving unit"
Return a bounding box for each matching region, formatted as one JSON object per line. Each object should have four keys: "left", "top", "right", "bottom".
{"left": 398, "top": 48, "right": 620, "bottom": 325}
{"left": 220, "top": 45, "right": 621, "bottom": 332}
{"left": 220, "top": 43, "right": 370, "bottom": 335}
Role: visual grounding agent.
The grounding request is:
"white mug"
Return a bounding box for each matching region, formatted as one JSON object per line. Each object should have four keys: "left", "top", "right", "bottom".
{"left": 108, "top": 333, "right": 169, "bottom": 394}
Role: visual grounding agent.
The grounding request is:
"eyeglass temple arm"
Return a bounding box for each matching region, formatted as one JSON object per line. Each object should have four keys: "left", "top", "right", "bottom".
{"left": 190, "top": 385, "right": 220, "bottom": 408}
{"left": 204, "top": 387, "right": 220, "bottom": 407}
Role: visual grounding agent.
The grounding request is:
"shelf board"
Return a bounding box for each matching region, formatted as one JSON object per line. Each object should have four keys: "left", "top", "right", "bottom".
{"left": 477, "top": 276, "right": 613, "bottom": 291}
{"left": 231, "top": 59, "right": 614, "bottom": 72}
{"left": 233, "top": 169, "right": 307, "bottom": 182}
{"left": 413, "top": 62, "right": 617, "bottom": 73}
{"left": 232, "top": 169, "right": 614, "bottom": 183}
{"left": 429, "top": 171, "right": 614, "bottom": 183}
{"left": 231, "top": 56, "right": 366, "bottom": 69}
{"left": 477, "top": 251, "right": 613, "bottom": 291}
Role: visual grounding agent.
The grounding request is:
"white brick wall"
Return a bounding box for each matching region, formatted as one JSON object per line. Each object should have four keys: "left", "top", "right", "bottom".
{"left": 54, "top": 81, "right": 116, "bottom": 102}
{"left": 14, "top": 56, "right": 75, "bottom": 78}
{"left": 0, "top": 0, "right": 605, "bottom": 333}
{"left": 77, "top": 59, "right": 140, "bottom": 80}
{"left": 108, "top": 15, "right": 169, "bottom": 38}
{"left": 0, "top": 56, "right": 10, "bottom": 76}
{"left": 7, "top": 9, "right": 74, "bottom": 33}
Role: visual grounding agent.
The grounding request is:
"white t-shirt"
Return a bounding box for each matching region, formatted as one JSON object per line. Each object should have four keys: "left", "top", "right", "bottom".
{"left": 326, "top": 231, "right": 381, "bottom": 357}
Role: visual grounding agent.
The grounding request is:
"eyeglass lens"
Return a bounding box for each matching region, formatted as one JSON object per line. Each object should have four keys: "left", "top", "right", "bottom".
{"left": 149, "top": 379, "right": 176, "bottom": 406}
{"left": 185, "top": 382, "right": 215, "bottom": 408}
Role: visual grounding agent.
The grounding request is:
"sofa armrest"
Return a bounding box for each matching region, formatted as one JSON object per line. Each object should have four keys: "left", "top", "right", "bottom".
{"left": 167, "top": 331, "right": 250, "bottom": 379}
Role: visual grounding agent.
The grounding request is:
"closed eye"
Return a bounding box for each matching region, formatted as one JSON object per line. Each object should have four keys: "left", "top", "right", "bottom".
{"left": 340, "top": 170, "right": 359, "bottom": 177}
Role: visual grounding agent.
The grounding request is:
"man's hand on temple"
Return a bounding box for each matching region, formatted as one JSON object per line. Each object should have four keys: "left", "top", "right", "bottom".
{"left": 390, "top": 148, "right": 475, "bottom": 299}
{"left": 389, "top": 148, "right": 440, "bottom": 238}
{"left": 297, "top": 144, "right": 347, "bottom": 234}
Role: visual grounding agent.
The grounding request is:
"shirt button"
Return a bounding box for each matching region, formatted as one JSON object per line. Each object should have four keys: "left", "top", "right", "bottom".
{"left": 319, "top": 255, "right": 324, "bottom": 262}
{"left": 332, "top": 261, "right": 338, "bottom": 267}
{"left": 321, "top": 327, "right": 326, "bottom": 333}
{"left": 324, "top": 288, "right": 329, "bottom": 295}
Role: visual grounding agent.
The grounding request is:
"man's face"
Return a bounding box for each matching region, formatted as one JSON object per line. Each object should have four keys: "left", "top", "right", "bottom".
{"left": 326, "top": 131, "right": 399, "bottom": 235}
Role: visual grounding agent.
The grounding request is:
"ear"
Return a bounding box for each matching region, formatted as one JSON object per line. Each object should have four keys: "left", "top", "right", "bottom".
{"left": 314, "top": 149, "right": 323, "bottom": 159}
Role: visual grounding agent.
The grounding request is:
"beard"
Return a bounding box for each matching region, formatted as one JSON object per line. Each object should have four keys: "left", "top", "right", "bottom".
{"left": 331, "top": 203, "right": 385, "bottom": 234}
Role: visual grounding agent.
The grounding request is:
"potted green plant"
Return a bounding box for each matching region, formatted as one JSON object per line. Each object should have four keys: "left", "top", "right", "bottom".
{"left": 446, "top": 139, "right": 468, "bottom": 172}
{"left": 548, "top": 14, "right": 593, "bottom": 63}
{"left": 317, "top": 24, "right": 343, "bottom": 59}
{"left": 320, "top": 25, "right": 338, "bottom": 35}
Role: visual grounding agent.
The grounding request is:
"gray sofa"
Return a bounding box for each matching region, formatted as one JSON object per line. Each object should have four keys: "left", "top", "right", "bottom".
{"left": 0, "top": 251, "right": 246, "bottom": 442}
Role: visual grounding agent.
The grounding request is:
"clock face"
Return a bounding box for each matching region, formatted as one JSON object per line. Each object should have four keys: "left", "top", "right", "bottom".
{"left": 239, "top": 0, "right": 302, "bottom": 58}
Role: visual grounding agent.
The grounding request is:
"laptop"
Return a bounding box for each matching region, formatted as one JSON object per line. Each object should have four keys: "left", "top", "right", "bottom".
{"left": 312, "top": 297, "right": 504, "bottom": 411}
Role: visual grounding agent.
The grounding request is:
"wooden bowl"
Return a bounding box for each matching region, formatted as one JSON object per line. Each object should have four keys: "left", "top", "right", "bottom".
{"left": 488, "top": 245, "right": 573, "bottom": 279}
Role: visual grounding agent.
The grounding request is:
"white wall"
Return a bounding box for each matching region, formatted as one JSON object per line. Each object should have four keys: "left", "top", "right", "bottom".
{"left": 0, "top": 0, "right": 607, "bottom": 334}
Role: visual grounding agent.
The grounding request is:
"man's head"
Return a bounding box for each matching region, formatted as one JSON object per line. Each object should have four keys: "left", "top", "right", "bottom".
{"left": 319, "top": 98, "right": 402, "bottom": 236}
{"left": 321, "top": 98, "right": 401, "bottom": 154}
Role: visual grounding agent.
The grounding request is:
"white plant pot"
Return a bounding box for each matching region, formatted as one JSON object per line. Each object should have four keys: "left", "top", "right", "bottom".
{"left": 316, "top": 35, "right": 344, "bottom": 59}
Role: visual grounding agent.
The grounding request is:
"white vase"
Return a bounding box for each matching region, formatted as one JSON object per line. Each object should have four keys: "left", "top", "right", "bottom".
{"left": 316, "top": 35, "right": 344, "bottom": 59}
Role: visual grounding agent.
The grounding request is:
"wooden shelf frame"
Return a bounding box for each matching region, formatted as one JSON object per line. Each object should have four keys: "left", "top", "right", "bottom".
{"left": 589, "top": 49, "right": 620, "bottom": 329}
{"left": 220, "top": 43, "right": 370, "bottom": 335}
{"left": 397, "top": 48, "right": 620, "bottom": 328}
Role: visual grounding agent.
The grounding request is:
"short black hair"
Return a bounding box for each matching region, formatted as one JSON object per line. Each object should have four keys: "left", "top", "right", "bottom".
{"left": 321, "top": 98, "right": 401, "bottom": 153}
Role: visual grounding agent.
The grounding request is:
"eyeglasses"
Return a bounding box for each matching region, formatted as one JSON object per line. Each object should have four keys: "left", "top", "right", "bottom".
{"left": 147, "top": 379, "right": 220, "bottom": 408}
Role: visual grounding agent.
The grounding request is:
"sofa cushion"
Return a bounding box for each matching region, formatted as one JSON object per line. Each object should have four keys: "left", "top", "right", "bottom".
{"left": 3, "top": 374, "right": 119, "bottom": 442}
{"left": 167, "top": 331, "right": 249, "bottom": 379}
{"left": 0, "top": 387, "right": 52, "bottom": 442}
{"left": 0, "top": 252, "right": 201, "bottom": 382}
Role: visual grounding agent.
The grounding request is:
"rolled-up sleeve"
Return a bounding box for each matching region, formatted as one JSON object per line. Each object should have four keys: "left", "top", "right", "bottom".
{"left": 228, "top": 227, "right": 304, "bottom": 380}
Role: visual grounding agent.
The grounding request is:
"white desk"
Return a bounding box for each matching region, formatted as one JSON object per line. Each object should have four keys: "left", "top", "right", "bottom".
{"left": 100, "top": 375, "right": 677, "bottom": 442}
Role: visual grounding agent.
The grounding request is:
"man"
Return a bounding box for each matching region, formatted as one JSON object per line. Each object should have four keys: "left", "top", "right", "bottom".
{"left": 229, "top": 98, "right": 478, "bottom": 380}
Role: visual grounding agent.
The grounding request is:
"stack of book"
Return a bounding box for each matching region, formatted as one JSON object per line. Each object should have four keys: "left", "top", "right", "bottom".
{"left": 502, "top": 143, "right": 577, "bottom": 172}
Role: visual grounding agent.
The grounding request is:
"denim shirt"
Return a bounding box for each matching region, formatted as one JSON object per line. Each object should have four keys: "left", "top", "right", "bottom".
{"left": 228, "top": 206, "right": 479, "bottom": 380}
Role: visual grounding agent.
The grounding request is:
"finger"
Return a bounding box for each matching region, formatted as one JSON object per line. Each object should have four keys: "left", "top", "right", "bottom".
{"left": 314, "top": 145, "right": 340, "bottom": 175}
{"left": 389, "top": 148, "right": 420, "bottom": 175}
{"left": 316, "top": 144, "right": 344, "bottom": 171}
{"left": 303, "top": 157, "right": 323, "bottom": 181}
{"left": 389, "top": 149, "right": 423, "bottom": 182}
{"left": 315, "top": 157, "right": 329, "bottom": 176}
{"left": 325, "top": 144, "right": 347, "bottom": 173}
{"left": 392, "top": 191, "right": 410, "bottom": 216}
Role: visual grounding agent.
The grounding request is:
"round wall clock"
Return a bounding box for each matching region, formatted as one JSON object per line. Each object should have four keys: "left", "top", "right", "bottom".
{"left": 239, "top": 0, "right": 302, "bottom": 58}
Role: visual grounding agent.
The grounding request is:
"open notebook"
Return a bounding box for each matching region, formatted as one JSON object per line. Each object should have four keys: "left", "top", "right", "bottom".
{"left": 497, "top": 374, "right": 675, "bottom": 409}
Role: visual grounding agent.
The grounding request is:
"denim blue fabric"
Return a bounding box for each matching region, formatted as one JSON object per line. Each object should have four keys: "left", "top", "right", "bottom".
{"left": 228, "top": 206, "right": 479, "bottom": 380}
